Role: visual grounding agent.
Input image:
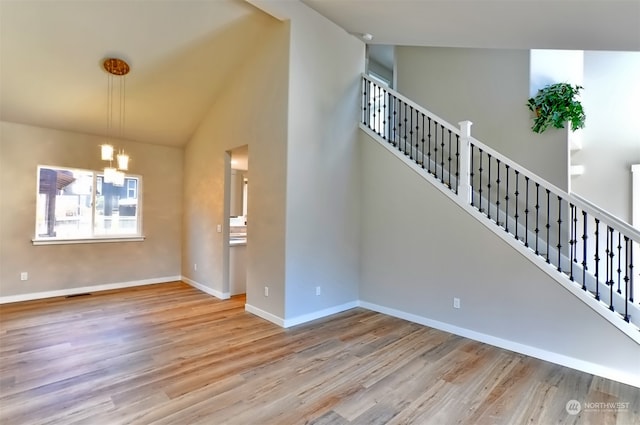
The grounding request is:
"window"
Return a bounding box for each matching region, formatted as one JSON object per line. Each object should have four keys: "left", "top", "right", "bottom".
{"left": 34, "top": 166, "right": 143, "bottom": 244}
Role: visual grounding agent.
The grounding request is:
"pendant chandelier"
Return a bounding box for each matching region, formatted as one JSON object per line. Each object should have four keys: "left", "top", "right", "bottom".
{"left": 100, "top": 57, "right": 130, "bottom": 187}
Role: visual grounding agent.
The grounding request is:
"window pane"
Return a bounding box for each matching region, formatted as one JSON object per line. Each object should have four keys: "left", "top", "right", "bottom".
{"left": 36, "top": 168, "right": 94, "bottom": 238}
{"left": 94, "top": 176, "right": 139, "bottom": 235}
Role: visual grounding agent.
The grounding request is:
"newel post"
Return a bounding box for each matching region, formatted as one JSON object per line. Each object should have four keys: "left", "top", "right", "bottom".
{"left": 457, "top": 120, "right": 473, "bottom": 205}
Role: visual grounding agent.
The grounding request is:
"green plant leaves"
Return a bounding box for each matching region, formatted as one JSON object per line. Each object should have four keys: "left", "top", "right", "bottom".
{"left": 527, "top": 83, "right": 586, "bottom": 133}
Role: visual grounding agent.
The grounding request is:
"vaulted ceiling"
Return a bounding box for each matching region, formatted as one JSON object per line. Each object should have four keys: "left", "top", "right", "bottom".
{"left": 1, "top": 0, "right": 638, "bottom": 147}
{"left": 0, "top": 0, "right": 275, "bottom": 147}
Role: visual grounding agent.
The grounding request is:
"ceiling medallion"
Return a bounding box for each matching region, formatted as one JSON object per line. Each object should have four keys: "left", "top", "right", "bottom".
{"left": 103, "top": 58, "right": 130, "bottom": 76}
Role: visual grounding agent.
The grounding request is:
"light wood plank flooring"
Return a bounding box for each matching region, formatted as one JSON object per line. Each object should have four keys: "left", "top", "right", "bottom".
{"left": 1, "top": 282, "right": 638, "bottom": 424}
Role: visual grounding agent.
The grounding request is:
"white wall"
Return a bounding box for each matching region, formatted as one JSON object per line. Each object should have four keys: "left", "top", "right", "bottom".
{"left": 268, "top": 1, "right": 365, "bottom": 321}
{"left": 529, "top": 50, "right": 584, "bottom": 97}
{"left": 395, "top": 46, "right": 569, "bottom": 191}
{"left": 571, "top": 51, "right": 640, "bottom": 223}
{"left": 359, "top": 131, "right": 640, "bottom": 385}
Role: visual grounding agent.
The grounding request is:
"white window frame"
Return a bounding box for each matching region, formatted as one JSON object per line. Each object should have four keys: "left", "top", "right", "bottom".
{"left": 127, "top": 178, "right": 137, "bottom": 199}
{"left": 32, "top": 165, "right": 144, "bottom": 245}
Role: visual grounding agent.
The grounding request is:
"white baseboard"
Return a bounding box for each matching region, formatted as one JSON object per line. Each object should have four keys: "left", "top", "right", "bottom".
{"left": 245, "top": 301, "right": 359, "bottom": 328}
{"left": 359, "top": 300, "right": 640, "bottom": 389}
{"left": 245, "top": 303, "right": 285, "bottom": 327}
{"left": 0, "top": 276, "right": 181, "bottom": 304}
{"left": 182, "top": 276, "right": 230, "bottom": 300}
{"left": 283, "top": 301, "right": 359, "bottom": 328}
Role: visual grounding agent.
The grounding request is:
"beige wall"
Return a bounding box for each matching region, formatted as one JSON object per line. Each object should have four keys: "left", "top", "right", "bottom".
{"left": 182, "top": 13, "right": 289, "bottom": 316}
{"left": 396, "top": 46, "right": 569, "bottom": 191}
{"left": 0, "top": 121, "right": 183, "bottom": 297}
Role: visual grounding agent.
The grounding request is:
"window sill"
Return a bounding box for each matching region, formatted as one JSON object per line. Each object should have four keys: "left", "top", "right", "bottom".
{"left": 32, "top": 236, "right": 145, "bottom": 246}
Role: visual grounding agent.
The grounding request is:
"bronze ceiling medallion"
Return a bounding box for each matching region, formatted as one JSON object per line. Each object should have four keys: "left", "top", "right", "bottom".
{"left": 103, "top": 58, "right": 130, "bottom": 76}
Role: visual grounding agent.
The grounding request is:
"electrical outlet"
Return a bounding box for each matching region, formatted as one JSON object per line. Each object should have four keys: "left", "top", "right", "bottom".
{"left": 20, "top": 272, "right": 28, "bottom": 281}
{"left": 453, "top": 297, "right": 461, "bottom": 309}
{"left": 216, "top": 224, "right": 222, "bottom": 233}
{"left": 315, "top": 286, "right": 321, "bottom": 296}
{"left": 264, "top": 286, "right": 269, "bottom": 297}
{"left": 194, "top": 263, "right": 197, "bottom": 271}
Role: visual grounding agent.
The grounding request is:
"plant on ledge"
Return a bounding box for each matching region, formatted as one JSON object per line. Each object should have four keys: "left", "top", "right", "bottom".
{"left": 527, "top": 83, "right": 586, "bottom": 134}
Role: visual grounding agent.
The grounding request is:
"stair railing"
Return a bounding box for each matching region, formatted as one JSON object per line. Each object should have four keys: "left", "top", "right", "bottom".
{"left": 361, "top": 73, "right": 639, "bottom": 333}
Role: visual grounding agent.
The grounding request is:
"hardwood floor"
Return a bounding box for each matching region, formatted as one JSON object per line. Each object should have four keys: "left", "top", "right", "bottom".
{"left": 1, "top": 282, "right": 638, "bottom": 425}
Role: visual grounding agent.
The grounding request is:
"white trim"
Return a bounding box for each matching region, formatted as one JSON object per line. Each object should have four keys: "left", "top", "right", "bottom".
{"left": 283, "top": 301, "right": 359, "bottom": 328}
{"left": 245, "top": 301, "right": 359, "bottom": 328}
{"left": 34, "top": 165, "right": 144, "bottom": 242}
{"left": 32, "top": 236, "right": 145, "bottom": 245}
{"left": 245, "top": 303, "right": 285, "bottom": 327}
{"left": 182, "top": 276, "right": 230, "bottom": 300}
{"left": 359, "top": 300, "right": 640, "bottom": 389}
{"left": 0, "top": 276, "right": 180, "bottom": 304}
{"left": 633, "top": 164, "right": 640, "bottom": 228}
{"left": 570, "top": 164, "right": 585, "bottom": 176}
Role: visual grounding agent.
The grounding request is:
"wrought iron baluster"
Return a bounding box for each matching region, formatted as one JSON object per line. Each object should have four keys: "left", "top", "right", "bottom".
{"left": 535, "top": 183, "right": 540, "bottom": 255}
{"left": 420, "top": 114, "right": 425, "bottom": 169}
{"left": 433, "top": 123, "right": 438, "bottom": 177}
{"left": 478, "top": 149, "right": 484, "bottom": 213}
{"left": 505, "top": 165, "right": 510, "bottom": 233}
{"left": 495, "top": 159, "right": 501, "bottom": 226}
{"left": 362, "top": 79, "right": 368, "bottom": 126}
{"left": 440, "top": 125, "right": 445, "bottom": 183}
{"left": 594, "top": 218, "right": 600, "bottom": 301}
{"left": 569, "top": 203, "right": 575, "bottom": 281}
{"left": 470, "top": 145, "right": 475, "bottom": 207}
{"left": 624, "top": 236, "right": 630, "bottom": 322}
{"left": 415, "top": 110, "right": 420, "bottom": 163}
{"left": 608, "top": 226, "right": 614, "bottom": 311}
{"left": 448, "top": 130, "right": 452, "bottom": 189}
{"left": 455, "top": 135, "right": 460, "bottom": 194}
{"left": 392, "top": 95, "right": 397, "bottom": 146}
{"left": 403, "top": 103, "right": 408, "bottom": 154}
{"left": 524, "top": 177, "right": 530, "bottom": 247}
{"left": 545, "top": 189, "right": 551, "bottom": 264}
{"left": 556, "top": 196, "right": 562, "bottom": 272}
{"left": 375, "top": 85, "right": 381, "bottom": 135}
{"left": 383, "top": 89, "right": 388, "bottom": 142}
{"left": 514, "top": 170, "right": 519, "bottom": 239}
{"left": 582, "top": 211, "right": 588, "bottom": 291}
{"left": 617, "top": 233, "right": 622, "bottom": 294}
{"left": 427, "top": 117, "right": 432, "bottom": 173}
{"left": 408, "top": 106, "right": 414, "bottom": 158}
{"left": 487, "top": 154, "right": 492, "bottom": 220}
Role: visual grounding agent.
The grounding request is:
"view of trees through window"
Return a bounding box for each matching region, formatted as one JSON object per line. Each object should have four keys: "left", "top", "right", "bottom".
{"left": 35, "top": 166, "right": 141, "bottom": 240}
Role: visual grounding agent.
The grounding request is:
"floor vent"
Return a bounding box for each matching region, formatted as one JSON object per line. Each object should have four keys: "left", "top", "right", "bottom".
{"left": 65, "top": 293, "right": 92, "bottom": 298}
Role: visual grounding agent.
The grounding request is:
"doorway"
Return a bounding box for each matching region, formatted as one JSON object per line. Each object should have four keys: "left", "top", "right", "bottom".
{"left": 226, "top": 145, "right": 248, "bottom": 296}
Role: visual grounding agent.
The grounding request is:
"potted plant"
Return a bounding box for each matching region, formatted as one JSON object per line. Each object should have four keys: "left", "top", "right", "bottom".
{"left": 527, "top": 83, "right": 586, "bottom": 133}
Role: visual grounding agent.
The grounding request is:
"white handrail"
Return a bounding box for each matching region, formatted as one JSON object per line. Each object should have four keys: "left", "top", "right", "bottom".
{"left": 362, "top": 73, "right": 461, "bottom": 136}
{"left": 363, "top": 73, "right": 639, "bottom": 243}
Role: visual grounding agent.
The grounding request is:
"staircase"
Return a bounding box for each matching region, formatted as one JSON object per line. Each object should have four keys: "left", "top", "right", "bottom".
{"left": 361, "top": 74, "right": 640, "bottom": 344}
